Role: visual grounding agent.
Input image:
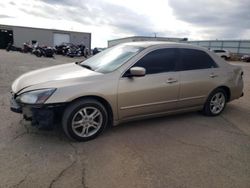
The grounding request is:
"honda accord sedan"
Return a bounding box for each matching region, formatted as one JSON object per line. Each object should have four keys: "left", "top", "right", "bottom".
{"left": 10, "top": 42, "right": 244, "bottom": 141}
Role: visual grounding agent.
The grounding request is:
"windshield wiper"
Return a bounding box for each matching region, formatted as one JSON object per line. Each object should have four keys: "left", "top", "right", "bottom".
{"left": 75, "top": 62, "right": 93, "bottom": 70}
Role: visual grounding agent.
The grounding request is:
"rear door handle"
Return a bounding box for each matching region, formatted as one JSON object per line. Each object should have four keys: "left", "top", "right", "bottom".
{"left": 210, "top": 73, "right": 218, "bottom": 78}
{"left": 166, "top": 78, "right": 178, "bottom": 83}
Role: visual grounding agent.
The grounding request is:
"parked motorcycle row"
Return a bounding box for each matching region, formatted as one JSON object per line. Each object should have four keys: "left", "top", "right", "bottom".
{"left": 6, "top": 42, "right": 89, "bottom": 58}
{"left": 55, "top": 43, "right": 88, "bottom": 58}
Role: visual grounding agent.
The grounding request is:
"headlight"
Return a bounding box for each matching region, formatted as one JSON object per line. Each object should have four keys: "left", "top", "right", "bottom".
{"left": 17, "top": 88, "right": 56, "bottom": 104}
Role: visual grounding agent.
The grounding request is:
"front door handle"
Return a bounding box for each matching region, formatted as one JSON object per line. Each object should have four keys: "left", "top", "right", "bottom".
{"left": 210, "top": 73, "right": 218, "bottom": 78}
{"left": 166, "top": 78, "right": 178, "bottom": 83}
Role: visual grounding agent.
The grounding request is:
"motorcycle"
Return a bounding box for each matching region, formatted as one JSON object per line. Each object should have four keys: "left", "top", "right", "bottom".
{"left": 23, "top": 42, "right": 34, "bottom": 53}
{"left": 33, "top": 45, "right": 54, "bottom": 58}
{"left": 6, "top": 43, "right": 22, "bottom": 52}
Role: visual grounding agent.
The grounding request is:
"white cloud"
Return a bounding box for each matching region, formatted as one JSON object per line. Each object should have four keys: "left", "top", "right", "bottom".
{"left": 0, "top": 0, "right": 249, "bottom": 47}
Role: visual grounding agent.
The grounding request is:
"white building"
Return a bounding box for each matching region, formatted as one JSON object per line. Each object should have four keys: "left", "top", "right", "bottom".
{"left": 0, "top": 24, "right": 91, "bottom": 49}
{"left": 108, "top": 36, "right": 188, "bottom": 47}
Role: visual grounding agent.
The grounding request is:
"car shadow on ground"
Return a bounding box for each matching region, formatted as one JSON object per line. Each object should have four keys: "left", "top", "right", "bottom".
{"left": 16, "top": 102, "right": 245, "bottom": 144}
{"left": 17, "top": 111, "right": 199, "bottom": 142}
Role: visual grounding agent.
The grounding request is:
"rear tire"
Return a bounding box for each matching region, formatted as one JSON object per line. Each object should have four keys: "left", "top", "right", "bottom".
{"left": 221, "top": 56, "right": 227, "bottom": 60}
{"left": 62, "top": 99, "right": 108, "bottom": 141}
{"left": 35, "top": 51, "right": 42, "bottom": 57}
{"left": 203, "top": 88, "right": 227, "bottom": 116}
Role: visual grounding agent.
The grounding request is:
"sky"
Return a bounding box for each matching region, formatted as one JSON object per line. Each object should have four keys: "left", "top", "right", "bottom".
{"left": 0, "top": 0, "right": 250, "bottom": 47}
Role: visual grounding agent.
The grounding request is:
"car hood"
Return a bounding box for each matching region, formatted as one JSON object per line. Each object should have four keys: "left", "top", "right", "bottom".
{"left": 12, "top": 63, "right": 101, "bottom": 93}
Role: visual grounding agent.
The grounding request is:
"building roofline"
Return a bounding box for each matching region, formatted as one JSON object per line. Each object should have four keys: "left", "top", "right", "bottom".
{"left": 0, "top": 24, "right": 91, "bottom": 35}
{"left": 188, "top": 39, "right": 250, "bottom": 42}
{"left": 108, "top": 36, "right": 187, "bottom": 42}
{"left": 113, "top": 41, "right": 202, "bottom": 48}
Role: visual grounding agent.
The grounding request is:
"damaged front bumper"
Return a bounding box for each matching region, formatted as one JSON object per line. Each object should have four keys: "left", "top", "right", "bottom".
{"left": 10, "top": 95, "right": 22, "bottom": 113}
{"left": 10, "top": 96, "right": 65, "bottom": 129}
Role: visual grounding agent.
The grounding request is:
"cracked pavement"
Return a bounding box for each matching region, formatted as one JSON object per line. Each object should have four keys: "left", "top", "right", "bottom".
{"left": 0, "top": 50, "right": 250, "bottom": 188}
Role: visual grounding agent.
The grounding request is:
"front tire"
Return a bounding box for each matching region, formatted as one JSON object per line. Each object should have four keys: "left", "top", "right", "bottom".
{"left": 203, "top": 89, "right": 227, "bottom": 116}
{"left": 62, "top": 99, "right": 108, "bottom": 141}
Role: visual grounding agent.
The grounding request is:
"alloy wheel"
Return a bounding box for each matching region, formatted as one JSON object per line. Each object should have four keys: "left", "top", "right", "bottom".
{"left": 71, "top": 107, "right": 103, "bottom": 138}
{"left": 209, "top": 92, "right": 226, "bottom": 114}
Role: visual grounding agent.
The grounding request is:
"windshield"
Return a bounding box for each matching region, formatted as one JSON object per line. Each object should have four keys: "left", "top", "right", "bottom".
{"left": 80, "top": 44, "right": 145, "bottom": 73}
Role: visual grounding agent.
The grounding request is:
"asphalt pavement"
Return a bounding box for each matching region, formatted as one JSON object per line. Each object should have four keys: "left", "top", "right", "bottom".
{"left": 0, "top": 50, "right": 250, "bottom": 188}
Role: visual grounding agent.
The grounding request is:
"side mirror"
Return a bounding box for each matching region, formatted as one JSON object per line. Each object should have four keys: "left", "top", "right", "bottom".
{"left": 129, "top": 67, "right": 146, "bottom": 77}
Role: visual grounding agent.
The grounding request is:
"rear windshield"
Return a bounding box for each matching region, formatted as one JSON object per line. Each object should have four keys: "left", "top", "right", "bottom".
{"left": 213, "top": 50, "right": 225, "bottom": 53}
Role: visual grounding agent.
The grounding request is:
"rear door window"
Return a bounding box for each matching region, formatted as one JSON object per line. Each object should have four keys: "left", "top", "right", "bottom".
{"left": 178, "top": 49, "right": 218, "bottom": 71}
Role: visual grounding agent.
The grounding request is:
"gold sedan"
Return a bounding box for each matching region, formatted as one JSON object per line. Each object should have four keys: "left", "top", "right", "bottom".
{"left": 10, "top": 42, "right": 244, "bottom": 141}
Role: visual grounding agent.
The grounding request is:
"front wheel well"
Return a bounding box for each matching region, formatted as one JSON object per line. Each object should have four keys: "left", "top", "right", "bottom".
{"left": 68, "top": 96, "right": 114, "bottom": 127}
